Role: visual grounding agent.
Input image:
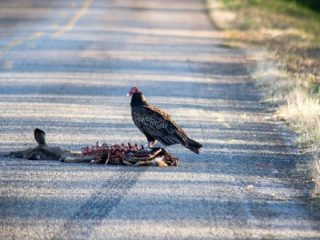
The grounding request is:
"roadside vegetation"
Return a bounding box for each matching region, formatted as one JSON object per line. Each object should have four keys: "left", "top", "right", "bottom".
{"left": 207, "top": 0, "right": 320, "bottom": 209}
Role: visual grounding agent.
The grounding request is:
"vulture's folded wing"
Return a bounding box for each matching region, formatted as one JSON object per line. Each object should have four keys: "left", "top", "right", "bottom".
{"left": 131, "top": 106, "right": 188, "bottom": 146}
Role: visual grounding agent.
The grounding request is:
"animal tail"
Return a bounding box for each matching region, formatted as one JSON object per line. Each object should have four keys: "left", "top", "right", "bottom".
{"left": 186, "top": 137, "right": 203, "bottom": 154}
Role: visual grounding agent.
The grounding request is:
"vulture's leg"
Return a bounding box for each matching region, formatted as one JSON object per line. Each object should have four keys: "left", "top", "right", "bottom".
{"left": 146, "top": 134, "right": 157, "bottom": 149}
{"left": 148, "top": 139, "right": 157, "bottom": 148}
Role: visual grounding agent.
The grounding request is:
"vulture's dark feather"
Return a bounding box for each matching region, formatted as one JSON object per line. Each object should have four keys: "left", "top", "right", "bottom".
{"left": 129, "top": 89, "right": 202, "bottom": 154}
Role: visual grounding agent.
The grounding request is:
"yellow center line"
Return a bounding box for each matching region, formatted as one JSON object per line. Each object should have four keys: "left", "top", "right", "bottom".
{"left": 2, "top": 60, "right": 13, "bottom": 69}
{"left": 0, "top": 0, "right": 91, "bottom": 58}
{"left": 52, "top": 0, "right": 92, "bottom": 38}
{"left": 0, "top": 32, "right": 44, "bottom": 58}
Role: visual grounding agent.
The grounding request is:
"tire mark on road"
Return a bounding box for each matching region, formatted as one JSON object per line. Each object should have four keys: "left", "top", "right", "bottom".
{"left": 52, "top": 167, "right": 146, "bottom": 239}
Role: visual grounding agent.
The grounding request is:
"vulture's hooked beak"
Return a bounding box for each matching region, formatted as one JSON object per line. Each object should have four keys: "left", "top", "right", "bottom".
{"left": 127, "top": 90, "right": 134, "bottom": 97}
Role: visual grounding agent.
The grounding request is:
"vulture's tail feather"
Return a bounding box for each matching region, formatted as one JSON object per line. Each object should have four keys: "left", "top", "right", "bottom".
{"left": 186, "top": 137, "right": 202, "bottom": 154}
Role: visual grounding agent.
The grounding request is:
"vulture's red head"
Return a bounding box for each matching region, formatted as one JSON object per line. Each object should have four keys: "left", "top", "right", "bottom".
{"left": 127, "top": 87, "right": 140, "bottom": 97}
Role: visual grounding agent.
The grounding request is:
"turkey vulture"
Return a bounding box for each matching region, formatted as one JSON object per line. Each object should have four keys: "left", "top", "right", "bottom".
{"left": 127, "top": 87, "right": 202, "bottom": 154}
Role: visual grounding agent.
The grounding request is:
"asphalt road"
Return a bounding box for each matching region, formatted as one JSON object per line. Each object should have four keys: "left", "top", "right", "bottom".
{"left": 0, "top": 0, "right": 319, "bottom": 239}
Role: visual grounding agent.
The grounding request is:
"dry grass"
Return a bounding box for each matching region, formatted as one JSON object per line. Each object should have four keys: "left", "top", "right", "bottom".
{"left": 207, "top": 0, "right": 320, "bottom": 203}
{"left": 278, "top": 90, "right": 320, "bottom": 197}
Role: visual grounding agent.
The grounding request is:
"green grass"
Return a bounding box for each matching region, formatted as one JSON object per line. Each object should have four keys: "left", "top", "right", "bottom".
{"left": 310, "top": 83, "right": 320, "bottom": 96}
{"left": 222, "top": 0, "right": 320, "bottom": 35}
{"left": 220, "top": 0, "right": 320, "bottom": 92}
{"left": 286, "top": 0, "right": 320, "bottom": 12}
